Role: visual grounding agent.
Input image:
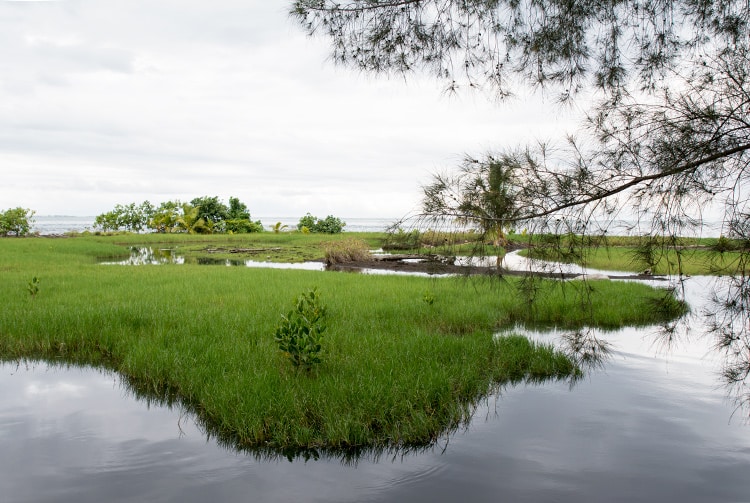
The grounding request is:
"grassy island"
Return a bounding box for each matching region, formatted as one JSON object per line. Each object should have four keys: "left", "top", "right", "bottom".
{"left": 0, "top": 233, "right": 685, "bottom": 452}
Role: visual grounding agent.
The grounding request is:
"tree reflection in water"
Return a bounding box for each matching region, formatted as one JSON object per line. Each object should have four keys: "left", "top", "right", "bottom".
{"left": 558, "top": 271, "right": 750, "bottom": 419}
{"left": 704, "top": 274, "right": 750, "bottom": 417}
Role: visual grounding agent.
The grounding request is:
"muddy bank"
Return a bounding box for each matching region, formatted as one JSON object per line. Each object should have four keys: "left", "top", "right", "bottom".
{"left": 326, "top": 253, "right": 664, "bottom": 280}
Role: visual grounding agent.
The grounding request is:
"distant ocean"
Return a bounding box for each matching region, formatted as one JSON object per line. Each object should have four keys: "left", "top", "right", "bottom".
{"left": 32, "top": 216, "right": 400, "bottom": 235}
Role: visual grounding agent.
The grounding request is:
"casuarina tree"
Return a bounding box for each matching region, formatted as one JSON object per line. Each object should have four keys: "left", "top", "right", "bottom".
{"left": 289, "top": 0, "right": 750, "bottom": 412}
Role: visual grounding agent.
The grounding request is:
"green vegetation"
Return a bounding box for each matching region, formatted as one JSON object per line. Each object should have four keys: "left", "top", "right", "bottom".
{"left": 297, "top": 213, "right": 346, "bottom": 234}
{"left": 94, "top": 201, "right": 155, "bottom": 232}
{"left": 386, "top": 228, "right": 748, "bottom": 276}
{"left": 323, "top": 238, "right": 371, "bottom": 265}
{"left": 0, "top": 207, "right": 35, "bottom": 237}
{"left": 274, "top": 288, "right": 327, "bottom": 372}
{"left": 422, "top": 156, "right": 520, "bottom": 251}
{"left": 0, "top": 234, "right": 685, "bottom": 451}
{"left": 270, "top": 221, "right": 289, "bottom": 233}
{"left": 521, "top": 235, "right": 749, "bottom": 276}
{"left": 175, "top": 202, "right": 211, "bottom": 234}
{"left": 93, "top": 196, "right": 263, "bottom": 234}
{"left": 26, "top": 276, "right": 40, "bottom": 300}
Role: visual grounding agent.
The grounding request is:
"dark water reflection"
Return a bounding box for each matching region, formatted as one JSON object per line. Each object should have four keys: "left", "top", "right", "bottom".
{"left": 3, "top": 278, "right": 750, "bottom": 501}
{"left": 101, "top": 247, "right": 327, "bottom": 271}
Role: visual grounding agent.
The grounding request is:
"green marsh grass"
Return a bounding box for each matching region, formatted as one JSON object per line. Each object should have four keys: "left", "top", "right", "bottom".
{"left": 523, "top": 243, "right": 747, "bottom": 275}
{"left": 0, "top": 235, "right": 684, "bottom": 450}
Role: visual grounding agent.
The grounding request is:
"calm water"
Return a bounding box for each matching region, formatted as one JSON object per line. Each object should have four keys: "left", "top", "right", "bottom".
{"left": 2, "top": 276, "right": 749, "bottom": 502}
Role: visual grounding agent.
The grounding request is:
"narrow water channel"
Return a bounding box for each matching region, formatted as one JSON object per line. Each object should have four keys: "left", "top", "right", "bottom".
{"left": 2, "top": 277, "right": 749, "bottom": 502}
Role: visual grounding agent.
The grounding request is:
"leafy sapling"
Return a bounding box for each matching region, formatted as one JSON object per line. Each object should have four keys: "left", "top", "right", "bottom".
{"left": 274, "top": 288, "right": 327, "bottom": 372}
{"left": 27, "top": 276, "right": 40, "bottom": 300}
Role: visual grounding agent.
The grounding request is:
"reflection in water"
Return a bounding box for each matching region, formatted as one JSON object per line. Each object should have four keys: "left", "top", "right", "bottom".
{"left": 502, "top": 249, "right": 750, "bottom": 418}
{"left": 696, "top": 274, "right": 750, "bottom": 416}
{"left": 561, "top": 329, "right": 614, "bottom": 372}
{"left": 102, "top": 247, "right": 327, "bottom": 270}
{"left": 0, "top": 359, "right": 564, "bottom": 468}
{"left": 115, "top": 360, "right": 569, "bottom": 464}
{"left": 101, "top": 247, "right": 184, "bottom": 265}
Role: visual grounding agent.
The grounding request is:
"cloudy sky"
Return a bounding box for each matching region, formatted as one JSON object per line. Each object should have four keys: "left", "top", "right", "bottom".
{"left": 1, "top": 0, "right": 581, "bottom": 219}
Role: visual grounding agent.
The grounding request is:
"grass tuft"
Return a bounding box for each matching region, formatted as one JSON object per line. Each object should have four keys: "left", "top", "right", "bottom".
{"left": 324, "top": 238, "right": 371, "bottom": 265}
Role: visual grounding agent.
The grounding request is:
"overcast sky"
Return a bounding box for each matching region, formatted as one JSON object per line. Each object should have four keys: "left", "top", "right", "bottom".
{"left": 1, "top": 0, "right": 581, "bottom": 219}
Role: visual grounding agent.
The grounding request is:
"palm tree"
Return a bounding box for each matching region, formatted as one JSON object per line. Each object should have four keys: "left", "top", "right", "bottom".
{"left": 176, "top": 203, "right": 210, "bottom": 234}
{"left": 271, "top": 221, "right": 289, "bottom": 234}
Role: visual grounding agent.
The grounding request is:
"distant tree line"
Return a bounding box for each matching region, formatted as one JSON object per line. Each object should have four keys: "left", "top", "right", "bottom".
{"left": 94, "top": 198, "right": 347, "bottom": 235}
{"left": 94, "top": 196, "right": 264, "bottom": 234}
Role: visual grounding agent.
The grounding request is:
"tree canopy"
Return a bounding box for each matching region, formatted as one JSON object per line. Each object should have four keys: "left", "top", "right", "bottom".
{"left": 0, "top": 207, "right": 35, "bottom": 237}
{"left": 291, "top": 0, "right": 748, "bottom": 98}
{"left": 94, "top": 197, "right": 262, "bottom": 234}
{"left": 291, "top": 0, "right": 750, "bottom": 245}
{"left": 291, "top": 0, "right": 750, "bottom": 238}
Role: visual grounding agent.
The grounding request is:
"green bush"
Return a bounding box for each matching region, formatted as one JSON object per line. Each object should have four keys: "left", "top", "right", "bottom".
{"left": 0, "top": 207, "right": 35, "bottom": 237}
{"left": 223, "top": 218, "right": 264, "bottom": 234}
{"left": 296, "top": 213, "right": 346, "bottom": 234}
{"left": 297, "top": 213, "right": 317, "bottom": 231}
{"left": 274, "top": 288, "right": 327, "bottom": 372}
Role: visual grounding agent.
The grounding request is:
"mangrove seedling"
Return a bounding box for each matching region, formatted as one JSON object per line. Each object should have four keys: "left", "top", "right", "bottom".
{"left": 27, "top": 276, "right": 40, "bottom": 299}
{"left": 274, "top": 288, "right": 327, "bottom": 372}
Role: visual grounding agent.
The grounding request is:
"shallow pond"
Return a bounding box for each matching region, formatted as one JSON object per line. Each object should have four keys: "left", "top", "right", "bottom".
{"left": 2, "top": 277, "right": 750, "bottom": 501}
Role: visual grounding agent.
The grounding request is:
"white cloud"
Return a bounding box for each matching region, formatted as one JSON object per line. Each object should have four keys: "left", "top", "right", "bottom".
{"left": 0, "top": 0, "right": 581, "bottom": 218}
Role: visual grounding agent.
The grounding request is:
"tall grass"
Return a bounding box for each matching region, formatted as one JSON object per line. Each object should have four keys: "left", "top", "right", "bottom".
{"left": 323, "top": 238, "right": 371, "bottom": 264}
{"left": 0, "top": 235, "right": 684, "bottom": 451}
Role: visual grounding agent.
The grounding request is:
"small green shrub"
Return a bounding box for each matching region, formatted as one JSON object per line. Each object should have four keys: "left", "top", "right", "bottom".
{"left": 297, "top": 213, "right": 316, "bottom": 231}
{"left": 274, "top": 288, "right": 327, "bottom": 372}
{"left": 27, "top": 276, "right": 40, "bottom": 300}
{"left": 222, "top": 218, "right": 264, "bottom": 234}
